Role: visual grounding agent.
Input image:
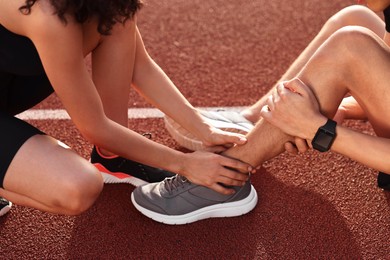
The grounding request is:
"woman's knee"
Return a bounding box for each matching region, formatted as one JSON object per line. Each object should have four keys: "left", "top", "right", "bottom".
{"left": 54, "top": 166, "right": 103, "bottom": 215}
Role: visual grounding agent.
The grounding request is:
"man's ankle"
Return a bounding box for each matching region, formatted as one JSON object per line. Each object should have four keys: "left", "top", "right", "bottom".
{"left": 240, "top": 109, "right": 260, "bottom": 123}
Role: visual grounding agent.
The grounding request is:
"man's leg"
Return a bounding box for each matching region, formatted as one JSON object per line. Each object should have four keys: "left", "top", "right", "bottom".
{"left": 130, "top": 21, "right": 390, "bottom": 225}
{"left": 225, "top": 25, "right": 390, "bottom": 168}
{"left": 242, "top": 5, "right": 385, "bottom": 123}
{"left": 164, "top": 6, "right": 385, "bottom": 152}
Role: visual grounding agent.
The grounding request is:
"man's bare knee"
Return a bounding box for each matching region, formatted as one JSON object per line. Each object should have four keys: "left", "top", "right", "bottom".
{"left": 328, "top": 5, "right": 376, "bottom": 29}
{"left": 313, "top": 26, "right": 381, "bottom": 72}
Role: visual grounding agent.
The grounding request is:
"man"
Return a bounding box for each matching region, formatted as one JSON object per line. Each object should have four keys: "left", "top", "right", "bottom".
{"left": 132, "top": 3, "right": 390, "bottom": 224}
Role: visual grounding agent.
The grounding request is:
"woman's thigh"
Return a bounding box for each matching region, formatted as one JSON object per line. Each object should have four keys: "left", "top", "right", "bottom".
{"left": 0, "top": 113, "right": 103, "bottom": 213}
{"left": 3, "top": 134, "right": 102, "bottom": 204}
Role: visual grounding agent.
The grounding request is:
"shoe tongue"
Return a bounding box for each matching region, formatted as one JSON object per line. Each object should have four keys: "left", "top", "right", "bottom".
{"left": 163, "top": 174, "right": 188, "bottom": 193}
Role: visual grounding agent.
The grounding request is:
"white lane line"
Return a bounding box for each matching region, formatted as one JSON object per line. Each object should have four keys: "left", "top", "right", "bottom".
{"left": 16, "top": 106, "right": 247, "bottom": 120}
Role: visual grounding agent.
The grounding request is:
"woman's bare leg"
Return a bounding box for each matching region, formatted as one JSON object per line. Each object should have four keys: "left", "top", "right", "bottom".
{"left": 91, "top": 21, "right": 137, "bottom": 155}
{"left": 242, "top": 5, "right": 385, "bottom": 123}
{"left": 0, "top": 135, "right": 103, "bottom": 215}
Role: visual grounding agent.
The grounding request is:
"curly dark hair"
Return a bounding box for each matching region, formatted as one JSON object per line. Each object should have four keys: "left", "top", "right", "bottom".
{"left": 19, "top": 0, "right": 143, "bottom": 35}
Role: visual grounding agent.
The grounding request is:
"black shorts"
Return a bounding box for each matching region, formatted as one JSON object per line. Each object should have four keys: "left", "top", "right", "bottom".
{"left": 0, "top": 71, "right": 54, "bottom": 188}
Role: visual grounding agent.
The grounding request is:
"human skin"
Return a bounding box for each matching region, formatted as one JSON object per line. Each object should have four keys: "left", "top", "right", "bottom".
{"left": 242, "top": 5, "right": 384, "bottom": 125}
{"left": 0, "top": 0, "right": 253, "bottom": 214}
{"left": 242, "top": 5, "right": 387, "bottom": 153}
{"left": 222, "top": 4, "right": 390, "bottom": 176}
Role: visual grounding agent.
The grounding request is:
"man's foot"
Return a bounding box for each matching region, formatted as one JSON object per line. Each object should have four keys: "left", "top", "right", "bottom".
{"left": 131, "top": 175, "right": 258, "bottom": 225}
{"left": 90, "top": 147, "right": 175, "bottom": 187}
{"left": 378, "top": 172, "right": 390, "bottom": 191}
{"left": 0, "top": 197, "right": 12, "bottom": 217}
{"left": 164, "top": 110, "right": 255, "bottom": 151}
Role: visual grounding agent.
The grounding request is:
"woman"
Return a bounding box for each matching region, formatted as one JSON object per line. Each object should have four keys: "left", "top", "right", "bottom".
{"left": 0, "top": 0, "right": 252, "bottom": 215}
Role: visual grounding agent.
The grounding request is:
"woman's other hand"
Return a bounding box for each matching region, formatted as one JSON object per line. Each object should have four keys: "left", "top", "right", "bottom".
{"left": 181, "top": 151, "right": 252, "bottom": 194}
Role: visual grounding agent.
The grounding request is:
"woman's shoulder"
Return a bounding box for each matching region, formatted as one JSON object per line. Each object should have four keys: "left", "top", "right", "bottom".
{"left": 0, "top": 0, "right": 78, "bottom": 38}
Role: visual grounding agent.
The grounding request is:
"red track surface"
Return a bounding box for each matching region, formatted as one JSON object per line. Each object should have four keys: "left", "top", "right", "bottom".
{"left": 1, "top": 0, "right": 389, "bottom": 259}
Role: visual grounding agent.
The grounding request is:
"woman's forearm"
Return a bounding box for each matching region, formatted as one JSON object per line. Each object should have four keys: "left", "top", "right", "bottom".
{"left": 132, "top": 28, "right": 211, "bottom": 139}
{"left": 86, "top": 117, "right": 189, "bottom": 173}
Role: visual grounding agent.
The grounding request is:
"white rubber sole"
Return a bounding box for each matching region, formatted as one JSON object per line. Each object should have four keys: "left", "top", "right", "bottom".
{"left": 92, "top": 162, "right": 148, "bottom": 187}
{"left": 0, "top": 201, "right": 12, "bottom": 217}
{"left": 101, "top": 172, "right": 148, "bottom": 187}
{"left": 131, "top": 185, "right": 258, "bottom": 225}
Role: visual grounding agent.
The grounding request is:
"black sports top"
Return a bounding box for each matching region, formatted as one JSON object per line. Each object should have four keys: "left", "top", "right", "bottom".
{"left": 0, "top": 24, "right": 45, "bottom": 76}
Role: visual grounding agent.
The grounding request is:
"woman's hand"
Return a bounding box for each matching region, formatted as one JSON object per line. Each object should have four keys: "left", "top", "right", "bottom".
{"left": 260, "top": 78, "right": 327, "bottom": 141}
{"left": 181, "top": 151, "right": 252, "bottom": 194}
{"left": 199, "top": 126, "right": 248, "bottom": 153}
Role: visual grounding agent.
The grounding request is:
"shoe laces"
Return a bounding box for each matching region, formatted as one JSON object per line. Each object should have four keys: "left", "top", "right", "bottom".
{"left": 163, "top": 175, "right": 190, "bottom": 194}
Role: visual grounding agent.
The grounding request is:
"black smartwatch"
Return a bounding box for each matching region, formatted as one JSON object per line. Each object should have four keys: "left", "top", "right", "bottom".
{"left": 311, "top": 119, "right": 337, "bottom": 152}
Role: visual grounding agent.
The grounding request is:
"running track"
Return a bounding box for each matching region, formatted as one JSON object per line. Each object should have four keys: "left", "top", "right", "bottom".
{"left": 1, "top": 0, "right": 389, "bottom": 259}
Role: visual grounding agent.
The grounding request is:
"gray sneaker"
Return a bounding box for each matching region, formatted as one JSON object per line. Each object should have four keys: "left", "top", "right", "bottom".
{"left": 131, "top": 175, "right": 258, "bottom": 225}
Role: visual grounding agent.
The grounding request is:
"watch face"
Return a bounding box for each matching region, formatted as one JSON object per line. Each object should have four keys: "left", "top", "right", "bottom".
{"left": 315, "top": 131, "right": 334, "bottom": 150}
{"left": 312, "top": 119, "right": 337, "bottom": 152}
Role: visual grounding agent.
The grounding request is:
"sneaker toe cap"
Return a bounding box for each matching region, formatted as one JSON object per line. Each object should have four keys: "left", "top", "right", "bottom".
{"left": 132, "top": 183, "right": 169, "bottom": 214}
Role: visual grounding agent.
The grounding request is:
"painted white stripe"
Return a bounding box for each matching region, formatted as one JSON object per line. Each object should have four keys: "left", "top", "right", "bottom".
{"left": 16, "top": 106, "right": 247, "bottom": 120}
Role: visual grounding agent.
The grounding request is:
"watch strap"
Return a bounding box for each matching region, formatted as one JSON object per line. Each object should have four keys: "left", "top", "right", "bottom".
{"left": 321, "top": 118, "right": 337, "bottom": 134}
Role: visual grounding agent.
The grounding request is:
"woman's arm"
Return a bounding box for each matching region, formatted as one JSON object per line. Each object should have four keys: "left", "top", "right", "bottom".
{"left": 131, "top": 27, "right": 247, "bottom": 148}
{"left": 132, "top": 27, "right": 208, "bottom": 137}
{"left": 23, "top": 7, "right": 250, "bottom": 194}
